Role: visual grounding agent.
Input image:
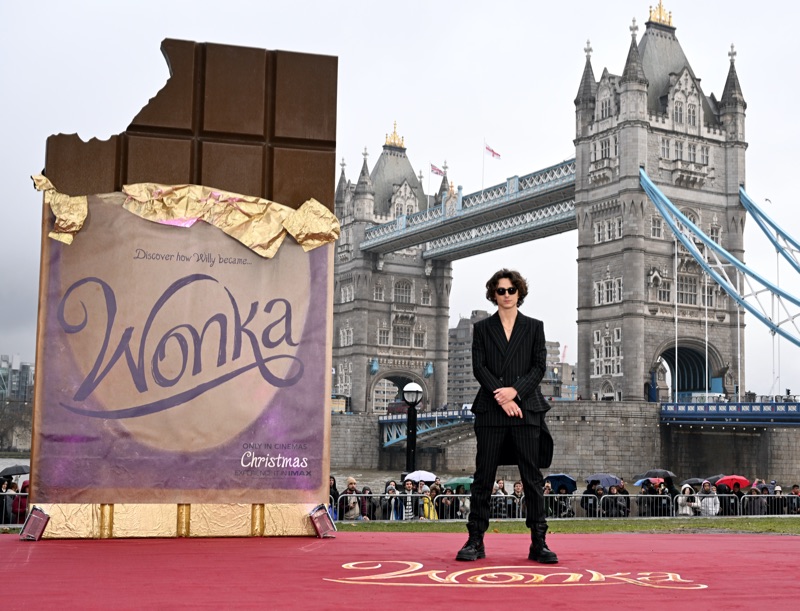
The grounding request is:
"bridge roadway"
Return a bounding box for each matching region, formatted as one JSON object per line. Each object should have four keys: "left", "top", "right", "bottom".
{"left": 360, "top": 159, "right": 576, "bottom": 260}
{"left": 379, "top": 402, "right": 800, "bottom": 448}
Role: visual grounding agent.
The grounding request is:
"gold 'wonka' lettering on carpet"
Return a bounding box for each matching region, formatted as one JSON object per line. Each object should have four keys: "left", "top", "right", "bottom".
{"left": 324, "top": 561, "right": 708, "bottom": 589}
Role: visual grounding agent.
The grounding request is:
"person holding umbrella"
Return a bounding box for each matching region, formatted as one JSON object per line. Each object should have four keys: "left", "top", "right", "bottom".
{"left": 0, "top": 479, "right": 13, "bottom": 525}
{"left": 455, "top": 269, "right": 558, "bottom": 564}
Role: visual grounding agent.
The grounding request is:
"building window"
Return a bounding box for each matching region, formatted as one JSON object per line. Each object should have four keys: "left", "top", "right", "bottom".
{"left": 701, "top": 146, "right": 709, "bottom": 165}
{"left": 703, "top": 285, "right": 715, "bottom": 308}
{"left": 709, "top": 226, "right": 720, "bottom": 244}
{"left": 394, "top": 280, "right": 413, "bottom": 303}
{"left": 378, "top": 329, "right": 389, "bottom": 345}
{"left": 658, "top": 280, "right": 672, "bottom": 303}
{"left": 395, "top": 203, "right": 403, "bottom": 218}
{"left": 661, "top": 138, "right": 670, "bottom": 158}
{"left": 688, "top": 143, "right": 697, "bottom": 163}
{"left": 614, "top": 278, "right": 623, "bottom": 302}
{"left": 605, "top": 219, "right": 615, "bottom": 241}
{"left": 616, "top": 217, "right": 623, "bottom": 239}
{"left": 374, "top": 284, "right": 384, "bottom": 301}
{"left": 340, "top": 284, "right": 354, "bottom": 302}
{"left": 406, "top": 204, "right": 414, "bottom": 215}
{"left": 688, "top": 103, "right": 697, "bottom": 127}
{"left": 421, "top": 289, "right": 431, "bottom": 306}
{"left": 594, "top": 222, "right": 603, "bottom": 244}
{"left": 393, "top": 324, "right": 411, "bottom": 347}
{"left": 601, "top": 98, "right": 611, "bottom": 119}
{"left": 600, "top": 139, "right": 610, "bottom": 159}
{"left": 677, "top": 274, "right": 698, "bottom": 305}
{"left": 651, "top": 216, "right": 663, "bottom": 238}
{"left": 594, "top": 330, "right": 601, "bottom": 343}
{"left": 614, "top": 327, "right": 622, "bottom": 342}
{"left": 675, "top": 141, "right": 684, "bottom": 160}
{"left": 605, "top": 282, "right": 615, "bottom": 304}
{"left": 414, "top": 332, "right": 425, "bottom": 348}
{"left": 674, "top": 101, "right": 684, "bottom": 124}
{"left": 614, "top": 136, "right": 618, "bottom": 156}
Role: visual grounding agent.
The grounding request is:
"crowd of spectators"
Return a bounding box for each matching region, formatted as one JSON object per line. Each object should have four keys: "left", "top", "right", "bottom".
{"left": 329, "top": 474, "right": 800, "bottom": 521}
{"left": 1, "top": 478, "right": 29, "bottom": 526}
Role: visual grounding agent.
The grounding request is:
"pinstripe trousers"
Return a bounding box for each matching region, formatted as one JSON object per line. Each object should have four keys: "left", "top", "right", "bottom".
{"left": 467, "top": 420, "right": 546, "bottom": 534}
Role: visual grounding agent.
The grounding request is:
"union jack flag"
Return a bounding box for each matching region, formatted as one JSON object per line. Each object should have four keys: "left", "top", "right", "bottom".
{"left": 430, "top": 163, "right": 445, "bottom": 176}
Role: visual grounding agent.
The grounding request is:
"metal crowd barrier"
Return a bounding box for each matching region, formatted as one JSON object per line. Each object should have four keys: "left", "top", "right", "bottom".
{"left": 0, "top": 491, "right": 28, "bottom": 528}
{"left": 326, "top": 491, "right": 800, "bottom": 522}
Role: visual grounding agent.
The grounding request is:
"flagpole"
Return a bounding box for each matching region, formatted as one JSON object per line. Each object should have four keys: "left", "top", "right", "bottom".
{"left": 428, "top": 161, "right": 431, "bottom": 201}
{"left": 482, "top": 138, "right": 485, "bottom": 193}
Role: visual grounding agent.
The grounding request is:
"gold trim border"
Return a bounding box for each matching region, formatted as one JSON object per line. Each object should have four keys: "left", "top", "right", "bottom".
{"left": 36, "top": 503, "right": 318, "bottom": 539}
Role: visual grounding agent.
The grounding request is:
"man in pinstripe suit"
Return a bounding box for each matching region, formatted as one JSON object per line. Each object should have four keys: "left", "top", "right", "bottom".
{"left": 455, "top": 269, "right": 558, "bottom": 563}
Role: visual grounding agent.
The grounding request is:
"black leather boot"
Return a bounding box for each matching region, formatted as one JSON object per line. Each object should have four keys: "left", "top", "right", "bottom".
{"left": 528, "top": 523, "right": 558, "bottom": 564}
{"left": 456, "top": 526, "right": 486, "bottom": 561}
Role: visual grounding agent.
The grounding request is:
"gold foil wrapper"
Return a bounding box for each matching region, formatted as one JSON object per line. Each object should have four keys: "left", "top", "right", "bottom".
{"left": 32, "top": 175, "right": 88, "bottom": 245}
{"left": 112, "top": 504, "right": 179, "bottom": 538}
{"left": 36, "top": 503, "right": 319, "bottom": 538}
{"left": 32, "top": 177, "right": 341, "bottom": 257}
{"left": 283, "top": 198, "right": 341, "bottom": 251}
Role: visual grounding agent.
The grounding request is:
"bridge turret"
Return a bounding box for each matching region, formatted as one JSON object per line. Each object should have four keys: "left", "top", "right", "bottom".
{"left": 719, "top": 45, "right": 747, "bottom": 256}
{"left": 574, "top": 40, "right": 597, "bottom": 139}
{"left": 618, "top": 18, "right": 649, "bottom": 178}
{"left": 353, "top": 151, "right": 375, "bottom": 222}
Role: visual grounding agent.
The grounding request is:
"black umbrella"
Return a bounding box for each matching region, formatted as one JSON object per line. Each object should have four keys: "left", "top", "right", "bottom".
{"left": 705, "top": 474, "right": 726, "bottom": 485}
{"left": 0, "top": 464, "right": 30, "bottom": 478}
{"left": 680, "top": 477, "right": 704, "bottom": 487}
{"left": 585, "top": 473, "right": 621, "bottom": 489}
{"left": 545, "top": 473, "right": 577, "bottom": 493}
{"left": 637, "top": 468, "right": 677, "bottom": 480}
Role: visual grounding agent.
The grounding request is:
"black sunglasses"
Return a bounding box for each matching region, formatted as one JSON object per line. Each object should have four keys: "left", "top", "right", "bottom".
{"left": 495, "top": 287, "right": 517, "bottom": 296}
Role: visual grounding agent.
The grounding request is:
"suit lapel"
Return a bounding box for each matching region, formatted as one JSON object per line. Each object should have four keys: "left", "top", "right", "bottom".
{"left": 487, "top": 314, "right": 507, "bottom": 354}
{"left": 501, "top": 314, "right": 529, "bottom": 371}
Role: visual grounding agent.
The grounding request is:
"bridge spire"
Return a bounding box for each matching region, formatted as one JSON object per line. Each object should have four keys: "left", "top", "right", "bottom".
{"left": 721, "top": 44, "right": 746, "bottom": 109}
{"left": 621, "top": 19, "right": 648, "bottom": 84}
{"left": 575, "top": 41, "right": 597, "bottom": 106}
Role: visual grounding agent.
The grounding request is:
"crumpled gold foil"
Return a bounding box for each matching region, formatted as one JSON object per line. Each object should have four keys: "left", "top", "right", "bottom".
{"left": 32, "top": 175, "right": 89, "bottom": 245}
{"left": 283, "top": 198, "right": 341, "bottom": 251}
{"left": 32, "top": 177, "right": 341, "bottom": 257}
{"left": 36, "top": 503, "right": 319, "bottom": 538}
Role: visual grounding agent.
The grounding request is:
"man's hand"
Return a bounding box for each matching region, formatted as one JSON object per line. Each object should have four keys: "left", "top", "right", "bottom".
{"left": 494, "top": 387, "right": 522, "bottom": 417}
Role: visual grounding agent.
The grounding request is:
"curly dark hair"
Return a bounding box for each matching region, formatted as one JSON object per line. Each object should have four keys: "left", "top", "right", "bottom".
{"left": 485, "top": 269, "right": 528, "bottom": 306}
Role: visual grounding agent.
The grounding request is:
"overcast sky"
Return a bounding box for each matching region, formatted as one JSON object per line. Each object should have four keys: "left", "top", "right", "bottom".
{"left": 2, "top": 0, "right": 800, "bottom": 395}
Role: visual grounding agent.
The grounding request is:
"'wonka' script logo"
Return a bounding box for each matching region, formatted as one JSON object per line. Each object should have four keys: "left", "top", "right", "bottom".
{"left": 56, "top": 274, "right": 303, "bottom": 418}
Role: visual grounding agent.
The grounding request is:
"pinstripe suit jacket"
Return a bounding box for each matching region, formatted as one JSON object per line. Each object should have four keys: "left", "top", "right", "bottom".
{"left": 470, "top": 311, "right": 554, "bottom": 467}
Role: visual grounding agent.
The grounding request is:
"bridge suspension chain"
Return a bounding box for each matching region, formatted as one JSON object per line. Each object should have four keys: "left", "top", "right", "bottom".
{"left": 640, "top": 169, "right": 800, "bottom": 348}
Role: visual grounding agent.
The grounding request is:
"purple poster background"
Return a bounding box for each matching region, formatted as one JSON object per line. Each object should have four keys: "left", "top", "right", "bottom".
{"left": 33, "top": 195, "right": 331, "bottom": 504}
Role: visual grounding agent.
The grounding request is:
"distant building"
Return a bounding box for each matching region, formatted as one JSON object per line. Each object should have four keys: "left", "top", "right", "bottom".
{"left": 447, "top": 310, "right": 489, "bottom": 408}
{"left": 0, "top": 354, "right": 34, "bottom": 402}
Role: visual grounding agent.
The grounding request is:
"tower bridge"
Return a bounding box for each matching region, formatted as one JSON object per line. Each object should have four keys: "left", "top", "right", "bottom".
{"left": 359, "top": 159, "right": 577, "bottom": 260}
{"left": 333, "top": 5, "right": 761, "bottom": 422}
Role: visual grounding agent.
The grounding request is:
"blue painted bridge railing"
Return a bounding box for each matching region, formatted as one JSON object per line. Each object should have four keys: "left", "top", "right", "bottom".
{"left": 379, "top": 409, "right": 475, "bottom": 447}
{"left": 661, "top": 402, "right": 800, "bottom": 427}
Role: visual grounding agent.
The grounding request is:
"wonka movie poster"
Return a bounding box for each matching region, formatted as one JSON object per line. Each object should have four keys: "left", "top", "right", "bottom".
{"left": 32, "top": 179, "right": 337, "bottom": 505}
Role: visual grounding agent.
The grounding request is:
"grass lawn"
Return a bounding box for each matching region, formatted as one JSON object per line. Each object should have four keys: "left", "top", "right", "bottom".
{"left": 336, "top": 517, "right": 800, "bottom": 535}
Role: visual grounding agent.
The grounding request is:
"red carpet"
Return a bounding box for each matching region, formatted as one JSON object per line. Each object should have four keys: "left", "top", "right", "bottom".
{"left": 3, "top": 531, "right": 798, "bottom": 609}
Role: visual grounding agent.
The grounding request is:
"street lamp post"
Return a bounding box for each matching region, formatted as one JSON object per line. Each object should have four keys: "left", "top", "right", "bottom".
{"left": 403, "top": 382, "right": 423, "bottom": 473}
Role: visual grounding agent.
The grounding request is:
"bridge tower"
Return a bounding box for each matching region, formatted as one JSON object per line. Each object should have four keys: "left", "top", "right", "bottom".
{"left": 574, "top": 6, "right": 747, "bottom": 401}
{"left": 333, "top": 124, "right": 452, "bottom": 413}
